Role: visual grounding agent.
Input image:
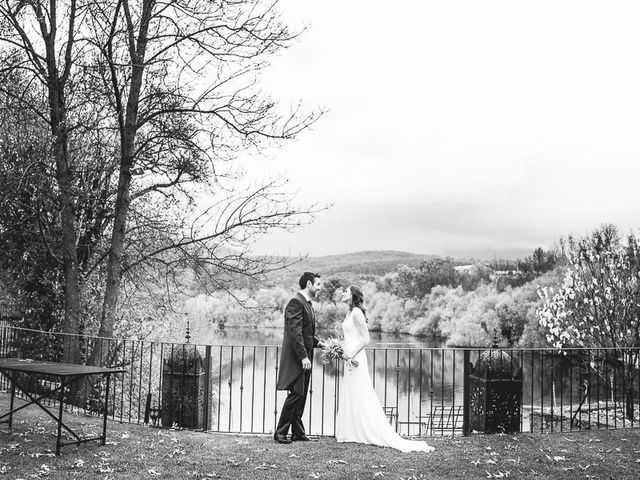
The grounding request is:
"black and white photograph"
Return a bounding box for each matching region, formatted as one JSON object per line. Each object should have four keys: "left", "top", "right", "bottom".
{"left": 1, "top": 0, "right": 640, "bottom": 478}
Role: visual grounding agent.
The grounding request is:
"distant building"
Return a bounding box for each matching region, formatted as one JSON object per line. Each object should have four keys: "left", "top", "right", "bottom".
{"left": 454, "top": 264, "right": 475, "bottom": 273}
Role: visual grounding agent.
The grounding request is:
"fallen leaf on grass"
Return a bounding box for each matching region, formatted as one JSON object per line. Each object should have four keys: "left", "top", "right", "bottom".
{"left": 28, "top": 451, "right": 55, "bottom": 458}
{"left": 309, "top": 474, "right": 320, "bottom": 479}
{"left": 485, "top": 471, "right": 509, "bottom": 478}
{"left": 254, "top": 463, "right": 277, "bottom": 470}
{"left": 165, "top": 448, "right": 186, "bottom": 459}
{"left": 36, "top": 463, "right": 53, "bottom": 475}
{"left": 553, "top": 456, "right": 566, "bottom": 462}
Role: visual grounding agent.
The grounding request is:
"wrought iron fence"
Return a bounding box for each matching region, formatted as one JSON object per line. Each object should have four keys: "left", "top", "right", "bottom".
{"left": 0, "top": 325, "right": 638, "bottom": 437}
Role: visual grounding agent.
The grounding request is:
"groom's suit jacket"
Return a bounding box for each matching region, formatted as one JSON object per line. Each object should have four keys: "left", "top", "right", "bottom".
{"left": 276, "top": 292, "right": 319, "bottom": 392}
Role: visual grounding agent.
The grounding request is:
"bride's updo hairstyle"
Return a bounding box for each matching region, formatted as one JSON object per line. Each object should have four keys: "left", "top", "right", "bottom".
{"left": 348, "top": 285, "right": 368, "bottom": 320}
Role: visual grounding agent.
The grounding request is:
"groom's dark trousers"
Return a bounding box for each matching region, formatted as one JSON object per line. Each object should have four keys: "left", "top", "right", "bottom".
{"left": 275, "top": 292, "right": 319, "bottom": 438}
{"left": 276, "top": 370, "right": 311, "bottom": 437}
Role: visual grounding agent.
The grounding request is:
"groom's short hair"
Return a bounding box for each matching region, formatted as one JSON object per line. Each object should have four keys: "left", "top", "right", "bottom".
{"left": 299, "top": 272, "right": 321, "bottom": 290}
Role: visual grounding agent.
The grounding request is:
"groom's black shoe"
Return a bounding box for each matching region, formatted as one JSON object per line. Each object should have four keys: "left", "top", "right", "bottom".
{"left": 290, "top": 434, "right": 311, "bottom": 442}
{"left": 273, "top": 433, "right": 291, "bottom": 444}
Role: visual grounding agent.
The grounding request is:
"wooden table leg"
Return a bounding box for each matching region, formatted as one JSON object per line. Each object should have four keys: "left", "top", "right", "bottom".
{"left": 101, "top": 374, "right": 112, "bottom": 445}
{"left": 56, "top": 378, "right": 66, "bottom": 456}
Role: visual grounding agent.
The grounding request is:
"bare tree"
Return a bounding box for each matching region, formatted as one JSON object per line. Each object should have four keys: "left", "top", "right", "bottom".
{"left": 85, "top": 0, "right": 321, "bottom": 361}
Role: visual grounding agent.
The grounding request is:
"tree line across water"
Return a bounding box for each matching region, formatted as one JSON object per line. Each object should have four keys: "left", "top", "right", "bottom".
{"left": 5, "top": 224, "right": 639, "bottom": 353}
{"left": 180, "top": 246, "right": 562, "bottom": 348}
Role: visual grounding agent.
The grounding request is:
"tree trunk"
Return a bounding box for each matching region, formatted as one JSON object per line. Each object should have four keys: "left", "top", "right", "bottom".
{"left": 49, "top": 86, "right": 82, "bottom": 367}
{"left": 625, "top": 387, "right": 635, "bottom": 421}
{"left": 57, "top": 156, "right": 82, "bottom": 366}
{"left": 90, "top": 0, "right": 152, "bottom": 366}
{"left": 91, "top": 107, "right": 143, "bottom": 367}
{"left": 94, "top": 139, "right": 134, "bottom": 344}
{"left": 49, "top": 80, "right": 84, "bottom": 406}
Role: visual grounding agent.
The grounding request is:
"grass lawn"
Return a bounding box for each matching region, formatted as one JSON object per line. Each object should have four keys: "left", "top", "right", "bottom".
{"left": 1, "top": 393, "right": 639, "bottom": 479}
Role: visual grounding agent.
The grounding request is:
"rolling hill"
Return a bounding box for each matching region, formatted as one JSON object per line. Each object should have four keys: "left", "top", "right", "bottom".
{"left": 264, "top": 250, "right": 439, "bottom": 286}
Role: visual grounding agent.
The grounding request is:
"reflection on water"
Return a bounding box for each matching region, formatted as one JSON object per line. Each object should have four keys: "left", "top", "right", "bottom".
{"left": 197, "top": 327, "right": 446, "bottom": 348}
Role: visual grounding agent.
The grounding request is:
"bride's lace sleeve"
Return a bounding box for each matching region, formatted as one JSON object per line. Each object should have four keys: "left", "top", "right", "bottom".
{"left": 352, "top": 308, "right": 370, "bottom": 345}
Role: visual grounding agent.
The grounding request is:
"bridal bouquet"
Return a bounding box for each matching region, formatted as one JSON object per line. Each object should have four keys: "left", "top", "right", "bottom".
{"left": 321, "top": 338, "right": 358, "bottom": 367}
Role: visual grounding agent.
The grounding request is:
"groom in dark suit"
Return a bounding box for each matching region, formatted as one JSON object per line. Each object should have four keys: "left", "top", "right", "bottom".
{"left": 274, "top": 272, "right": 324, "bottom": 444}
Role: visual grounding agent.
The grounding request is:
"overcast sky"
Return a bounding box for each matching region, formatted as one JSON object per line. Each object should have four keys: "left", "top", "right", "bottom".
{"left": 246, "top": 0, "right": 640, "bottom": 259}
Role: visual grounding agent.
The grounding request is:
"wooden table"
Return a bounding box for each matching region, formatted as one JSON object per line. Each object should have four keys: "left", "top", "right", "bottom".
{"left": 0, "top": 358, "right": 125, "bottom": 454}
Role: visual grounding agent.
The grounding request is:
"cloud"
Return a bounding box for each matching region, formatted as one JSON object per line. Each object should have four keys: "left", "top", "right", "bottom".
{"left": 250, "top": 0, "right": 640, "bottom": 257}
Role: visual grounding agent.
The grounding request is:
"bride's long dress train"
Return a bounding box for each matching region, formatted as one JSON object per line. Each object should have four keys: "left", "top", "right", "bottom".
{"left": 335, "top": 310, "right": 434, "bottom": 453}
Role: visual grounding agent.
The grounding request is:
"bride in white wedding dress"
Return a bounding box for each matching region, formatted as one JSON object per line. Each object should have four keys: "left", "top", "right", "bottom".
{"left": 335, "top": 286, "right": 434, "bottom": 453}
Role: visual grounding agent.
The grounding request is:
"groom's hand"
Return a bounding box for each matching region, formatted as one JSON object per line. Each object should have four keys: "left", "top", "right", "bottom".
{"left": 302, "top": 357, "right": 312, "bottom": 370}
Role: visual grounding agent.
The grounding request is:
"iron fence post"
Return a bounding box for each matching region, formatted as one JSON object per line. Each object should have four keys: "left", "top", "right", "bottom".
{"left": 462, "top": 349, "right": 470, "bottom": 436}
{"left": 203, "top": 345, "right": 212, "bottom": 431}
